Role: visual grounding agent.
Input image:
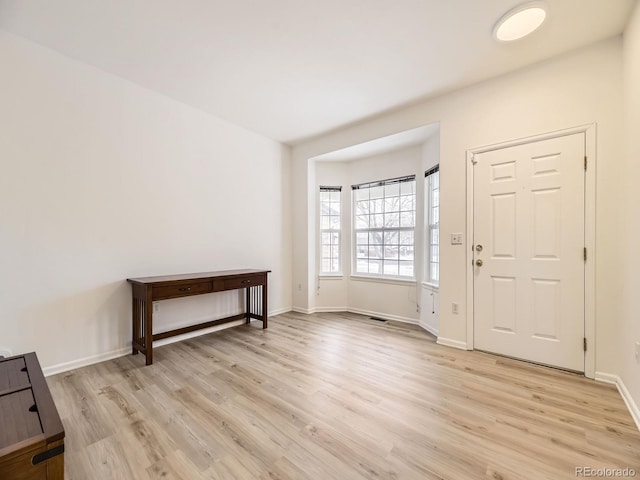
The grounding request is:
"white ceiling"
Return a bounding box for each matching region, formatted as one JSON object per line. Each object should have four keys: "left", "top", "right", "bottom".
{"left": 0, "top": 0, "right": 635, "bottom": 144}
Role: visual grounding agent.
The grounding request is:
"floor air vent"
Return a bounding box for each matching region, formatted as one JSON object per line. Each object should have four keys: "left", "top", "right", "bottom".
{"left": 369, "top": 316, "right": 388, "bottom": 322}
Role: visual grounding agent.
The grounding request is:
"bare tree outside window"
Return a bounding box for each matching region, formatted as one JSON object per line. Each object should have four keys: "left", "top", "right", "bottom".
{"left": 353, "top": 176, "right": 416, "bottom": 278}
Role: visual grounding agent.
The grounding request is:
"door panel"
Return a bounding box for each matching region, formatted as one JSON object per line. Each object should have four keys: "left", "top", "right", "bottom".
{"left": 473, "top": 133, "right": 585, "bottom": 372}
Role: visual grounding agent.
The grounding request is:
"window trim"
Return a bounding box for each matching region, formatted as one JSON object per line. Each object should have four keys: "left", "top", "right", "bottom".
{"left": 351, "top": 175, "right": 417, "bottom": 279}
{"left": 319, "top": 186, "right": 342, "bottom": 275}
{"left": 425, "top": 165, "right": 440, "bottom": 286}
{"left": 351, "top": 274, "right": 417, "bottom": 286}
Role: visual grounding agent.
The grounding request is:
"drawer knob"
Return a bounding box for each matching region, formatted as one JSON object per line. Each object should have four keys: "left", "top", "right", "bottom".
{"left": 241, "top": 280, "right": 252, "bottom": 284}
{"left": 178, "top": 287, "right": 192, "bottom": 292}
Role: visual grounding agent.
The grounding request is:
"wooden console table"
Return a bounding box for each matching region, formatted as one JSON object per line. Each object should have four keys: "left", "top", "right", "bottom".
{"left": 127, "top": 269, "right": 270, "bottom": 365}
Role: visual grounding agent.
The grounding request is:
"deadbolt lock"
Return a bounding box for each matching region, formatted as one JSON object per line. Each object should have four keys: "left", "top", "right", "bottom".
{"left": 475, "top": 244, "right": 483, "bottom": 252}
{"left": 475, "top": 259, "right": 483, "bottom": 267}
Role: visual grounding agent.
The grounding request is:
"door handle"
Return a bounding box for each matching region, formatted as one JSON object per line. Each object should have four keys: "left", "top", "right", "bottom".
{"left": 475, "top": 259, "right": 483, "bottom": 267}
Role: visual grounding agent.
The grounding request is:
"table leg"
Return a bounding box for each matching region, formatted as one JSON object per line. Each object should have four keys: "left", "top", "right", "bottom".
{"left": 145, "top": 288, "right": 153, "bottom": 365}
{"left": 246, "top": 287, "right": 251, "bottom": 324}
{"left": 132, "top": 297, "right": 139, "bottom": 355}
{"left": 262, "top": 277, "right": 268, "bottom": 329}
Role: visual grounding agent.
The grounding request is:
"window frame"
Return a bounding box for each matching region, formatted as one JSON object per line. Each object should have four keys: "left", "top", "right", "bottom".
{"left": 319, "top": 186, "right": 342, "bottom": 276}
{"left": 351, "top": 175, "right": 417, "bottom": 280}
{"left": 425, "top": 165, "right": 440, "bottom": 286}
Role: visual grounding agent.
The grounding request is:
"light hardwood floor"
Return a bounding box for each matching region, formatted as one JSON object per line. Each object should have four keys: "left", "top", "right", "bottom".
{"left": 47, "top": 312, "right": 640, "bottom": 479}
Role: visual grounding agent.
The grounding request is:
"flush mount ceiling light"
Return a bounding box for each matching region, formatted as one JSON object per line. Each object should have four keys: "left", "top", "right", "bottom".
{"left": 494, "top": 2, "right": 547, "bottom": 42}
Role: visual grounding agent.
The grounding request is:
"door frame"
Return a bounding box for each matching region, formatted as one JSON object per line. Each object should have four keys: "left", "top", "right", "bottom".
{"left": 465, "top": 124, "right": 596, "bottom": 378}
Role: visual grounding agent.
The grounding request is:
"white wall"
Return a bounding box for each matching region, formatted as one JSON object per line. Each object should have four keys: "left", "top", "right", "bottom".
{"left": 620, "top": 1, "right": 640, "bottom": 421}
{"left": 0, "top": 30, "right": 292, "bottom": 372}
{"left": 421, "top": 133, "right": 440, "bottom": 180}
{"left": 292, "top": 38, "right": 624, "bottom": 375}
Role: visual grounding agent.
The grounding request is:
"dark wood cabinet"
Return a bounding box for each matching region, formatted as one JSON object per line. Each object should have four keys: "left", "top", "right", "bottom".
{"left": 0, "top": 353, "right": 65, "bottom": 480}
{"left": 127, "top": 269, "right": 270, "bottom": 365}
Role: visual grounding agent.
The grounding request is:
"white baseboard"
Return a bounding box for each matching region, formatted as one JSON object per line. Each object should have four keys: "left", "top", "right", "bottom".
{"left": 436, "top": 337, "right": 469, "bottom": 350}
{"left": 43, "top": 308, "right": 293, "bottom": 377}
{"left": 595, "top": 372, "right": 640, "bottom": 432}
{"left": 153, "top": 319, "right": 247, "bottom": 347}
{"left": 292, "top": 306, "right": 315, "bottom": 314}
{"left": 290, "top": 306, "right": 418, "bottom": 325}
{"left": 291, "top": 307, "right": 348, "bottom": 314}
{"left": 153, "top": 307, "right": 291, "bottom": 347}
{"left": 313, "top": 306, "right": 349, "bottom": 313}
{"left": 43, "top": 347, "right": 130, "bottom": 377}
{"left": 346, "top": 307, "right": 418, "bottom": 325}
{"left": 44, "top": 319, "right": 248, "bottom": 376}
{"left": 594, "top": 371, "right": 618, "bottom": 385}
{"left": 269, "top": 306, "right": 292, "bottom": 316}
{"left": 419, "top": 321, "right": 439, "bottom": 337}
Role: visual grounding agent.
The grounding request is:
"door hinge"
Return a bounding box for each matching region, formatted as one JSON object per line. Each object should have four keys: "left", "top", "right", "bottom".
{"left": 583, "top": 247, "right": 587, "bottom": 262}
{"left": 583, "top": 337, "right": 587, "bottom": 352}
{"left": 584, "top": 156, "right": 587, "bottom": 171}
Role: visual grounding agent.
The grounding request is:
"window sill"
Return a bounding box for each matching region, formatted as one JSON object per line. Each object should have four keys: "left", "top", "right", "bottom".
{"left": 422, "top": 282, "right": 440, "bottom": 291}
{"left": 350, "top": 275, "right": 416, "bottom": 286}
{"left": 319, "top": 274, "right": 344, "bottom": 280}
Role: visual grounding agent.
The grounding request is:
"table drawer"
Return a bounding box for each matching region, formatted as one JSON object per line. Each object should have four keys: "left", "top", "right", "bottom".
{"left": 222, "top": 275, "right": 264, "bottom": 290}
{"left": 0, "top": 358, "right": 30, "bottom": 391}
{"left": 153, "top": 281, "right": 213, "bottom": 300}
{"left": 0, "top": 389, "right": 42, "bottom": 450}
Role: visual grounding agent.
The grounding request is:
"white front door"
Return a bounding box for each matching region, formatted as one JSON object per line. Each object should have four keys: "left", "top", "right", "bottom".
{"left": 473, "top": 133, "right": 585, "bottom": 372}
